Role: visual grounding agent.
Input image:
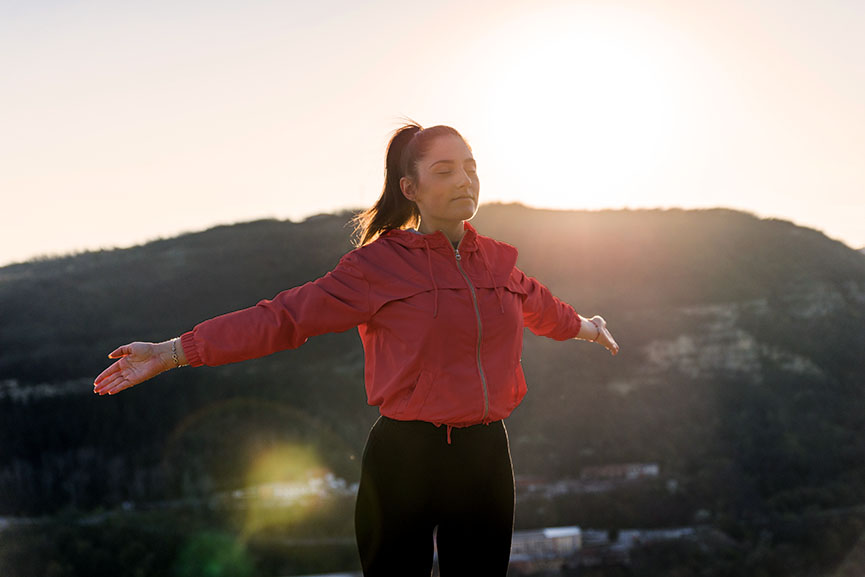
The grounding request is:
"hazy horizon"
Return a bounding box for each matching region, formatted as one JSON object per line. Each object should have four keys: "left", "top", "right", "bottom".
{"left": 2, "top": 201, "right": 860, "bottom": 268}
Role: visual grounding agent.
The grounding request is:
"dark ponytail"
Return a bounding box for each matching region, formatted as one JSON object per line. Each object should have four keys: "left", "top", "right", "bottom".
{"left": 353, "top": 122, "right": 468, "bottom": 246}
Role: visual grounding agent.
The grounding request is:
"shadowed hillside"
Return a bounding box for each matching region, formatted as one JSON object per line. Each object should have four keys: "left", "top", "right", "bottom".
{"left": 2, "top": 204, "right": 864, "bottom": 576}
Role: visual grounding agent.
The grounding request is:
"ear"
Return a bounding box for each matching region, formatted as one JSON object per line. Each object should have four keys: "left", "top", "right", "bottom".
{"left": 400, "top": 176, "right": 417, "bottom": 202}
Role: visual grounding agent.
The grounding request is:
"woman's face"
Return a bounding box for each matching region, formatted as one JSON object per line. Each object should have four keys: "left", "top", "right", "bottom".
{"left": 401, "top": 135, "right": 480, "bottom": 233}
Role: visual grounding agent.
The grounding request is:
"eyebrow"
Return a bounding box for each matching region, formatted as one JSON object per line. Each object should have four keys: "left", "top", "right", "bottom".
{"left": 430, "top": 158, "right": 476, "bottom": 167}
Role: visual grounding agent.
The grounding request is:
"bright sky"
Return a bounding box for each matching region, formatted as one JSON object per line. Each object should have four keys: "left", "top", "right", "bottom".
{"left": 2, "top": 0, "right": 864, "bottom": 267}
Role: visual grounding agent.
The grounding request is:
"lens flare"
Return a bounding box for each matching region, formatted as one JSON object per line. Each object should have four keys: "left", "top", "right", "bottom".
{"left": 239, "top": 442, "right": 333, "bottom": 537}
{"left": 160, "top": 398, "right": 357, "bottom": 538}
{"left": 173, "top": 531, "right": 254, "bottom": 577}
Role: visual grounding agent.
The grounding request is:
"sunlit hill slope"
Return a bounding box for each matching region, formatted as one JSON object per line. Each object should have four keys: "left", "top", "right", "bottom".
{"left": 1, "top": 204, "right": 864, "bottom": 529}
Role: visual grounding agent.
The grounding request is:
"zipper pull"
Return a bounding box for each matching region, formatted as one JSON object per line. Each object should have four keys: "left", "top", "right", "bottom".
{"left": 455, "top": 248, "right": 461, "bottom": 261}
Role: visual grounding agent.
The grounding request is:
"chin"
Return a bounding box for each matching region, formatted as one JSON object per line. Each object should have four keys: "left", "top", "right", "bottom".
{"left": 462, "top": 207, "right": 479, "bottom": 221}
{"left": 454, "top": 199, "right": 478, "bottom": 215}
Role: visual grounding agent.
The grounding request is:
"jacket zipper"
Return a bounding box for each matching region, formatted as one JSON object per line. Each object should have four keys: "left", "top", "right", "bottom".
{"left": 454, "top": 246, "right": 490, "bottom": 422}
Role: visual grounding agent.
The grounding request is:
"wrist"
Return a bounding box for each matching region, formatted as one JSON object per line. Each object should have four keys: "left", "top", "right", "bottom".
{"left": 589, "top": 319, "right": 601, "bottom": 342}
{"left": 577, "top": 316, "right": 602, "bottom": 342}
{"left": 158, "top": 338, "right": 188, "bottom": 370}
{"left": 170, "top": 337, "right": 188, "bottom": 368}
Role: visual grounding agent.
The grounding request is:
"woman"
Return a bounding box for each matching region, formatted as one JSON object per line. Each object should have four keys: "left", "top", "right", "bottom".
{"left": 94, "top": 123, "right": 619, "bottom": 576}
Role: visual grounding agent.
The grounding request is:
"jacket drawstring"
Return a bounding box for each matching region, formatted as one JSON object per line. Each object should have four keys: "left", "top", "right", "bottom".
{"left": 422, "top": 238, "right": 439, "bottom": 318}
{"left": 446, "top": 424, "right": 453, "bottom": 445}
{"left": 477, "top": 243, "right": 505, "bottom": 314}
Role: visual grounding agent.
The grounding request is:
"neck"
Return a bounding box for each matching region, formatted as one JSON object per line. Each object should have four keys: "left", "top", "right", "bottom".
{"left": 418, "top": 219, "right": 465, "bottom": 245}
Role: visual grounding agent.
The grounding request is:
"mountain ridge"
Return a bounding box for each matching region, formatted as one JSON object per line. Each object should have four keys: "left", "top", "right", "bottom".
{"left": 1, "top": 204, "right": 863, "bottom": 530}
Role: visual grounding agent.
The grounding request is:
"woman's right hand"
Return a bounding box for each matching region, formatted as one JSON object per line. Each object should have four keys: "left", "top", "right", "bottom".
{"left": 93, "top": 341, "right": 174, "bottom": 395}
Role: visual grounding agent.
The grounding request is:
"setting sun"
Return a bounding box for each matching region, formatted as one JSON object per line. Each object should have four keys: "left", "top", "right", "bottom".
{"left": 475, "top": 3, "right": 686, "bottom": 211}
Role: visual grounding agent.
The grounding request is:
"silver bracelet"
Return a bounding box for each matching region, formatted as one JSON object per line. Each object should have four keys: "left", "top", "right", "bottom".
{"left": 171, "top": 337, "right": 186, "bottom": 368}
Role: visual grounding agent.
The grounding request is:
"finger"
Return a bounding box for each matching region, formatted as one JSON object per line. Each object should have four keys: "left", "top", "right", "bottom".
{"left": 109, "top": 378, "right": 138, "bottom": 395}
{"left": 101, "top": 377, "right": 131, "bottom": 395}
{"left": 94, "top": 373, "right": 123, "bottom": 394}
{"left": 597, "top": 327, "right": 617, "bottom": 353}
{"left": 108, "top": 344, "right": 133, "bottom": 359}
{"left": 94, "top": 362, "right": 122, "bottom": 385}
{"left": 95, "top": 357, "right": 132, "bottom": 385}
{"left": 95, "top": 365, "right": 133, "bottom": 392}
{"left": 104, "top": 383, "right": 126, "bottom": 395}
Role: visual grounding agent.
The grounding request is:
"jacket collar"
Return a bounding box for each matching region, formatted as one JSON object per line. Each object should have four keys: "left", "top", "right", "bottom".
{"left": 383, "top": 221, "right": 479, "bottom": 253}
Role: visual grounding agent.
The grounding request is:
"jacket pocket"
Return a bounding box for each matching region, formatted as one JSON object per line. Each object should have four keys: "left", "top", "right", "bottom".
{"left": 396, "top": 370, "right": 435, "bottom": 420}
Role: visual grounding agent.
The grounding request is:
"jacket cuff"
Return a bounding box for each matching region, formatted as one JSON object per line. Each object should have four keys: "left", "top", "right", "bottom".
{"left": 180, "top": 331, "right": 204, "bottom": 367}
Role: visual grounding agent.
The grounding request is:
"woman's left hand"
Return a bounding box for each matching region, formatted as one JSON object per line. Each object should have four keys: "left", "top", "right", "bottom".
{"left": 588, "top": 315, "right": 619, "bottom": 356}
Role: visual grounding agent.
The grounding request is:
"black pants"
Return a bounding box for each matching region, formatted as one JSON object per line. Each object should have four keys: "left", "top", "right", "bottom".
{"left": 354, "top": 416, "right": 515, "bottom": 576}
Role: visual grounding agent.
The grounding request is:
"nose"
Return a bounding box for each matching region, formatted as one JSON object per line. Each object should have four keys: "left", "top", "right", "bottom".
{"left": 457, "top": 168, "right": 473, "bottom": 189}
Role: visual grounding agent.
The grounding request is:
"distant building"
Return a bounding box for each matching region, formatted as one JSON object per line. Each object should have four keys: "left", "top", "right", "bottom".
{"left": 566, "top": 526, "right": 711, "bottom": 572}
{"left": 508, "top": 526, "right": 582, "bottom": 574}
{"left": 511, "top": 526, "right": 582, "bottom": 559}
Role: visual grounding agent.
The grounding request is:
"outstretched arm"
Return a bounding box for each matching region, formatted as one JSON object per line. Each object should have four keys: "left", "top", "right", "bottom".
{"left": 93, "top": 251, "right": 372, "bottom": 395}
{"left": 93, "top": 338, "right": 187, "bottom": 395}
{"left": 514, "top": 267, "right": 620, "bottom": 356}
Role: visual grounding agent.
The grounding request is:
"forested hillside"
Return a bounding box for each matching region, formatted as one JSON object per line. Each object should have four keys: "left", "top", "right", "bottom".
{"left": 2, "top": 204, "right": 864, "bottom": 575}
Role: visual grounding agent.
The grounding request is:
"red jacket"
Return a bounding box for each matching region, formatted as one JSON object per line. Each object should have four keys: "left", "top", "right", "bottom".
{"left": 180, "top": 222, "right": 582, "bottom": 430}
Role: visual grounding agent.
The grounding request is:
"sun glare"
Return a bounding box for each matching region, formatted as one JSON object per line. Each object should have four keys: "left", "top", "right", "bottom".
{"left": 475, "top": 3, "right": 687, "bottom": 211}
{"left": 240, "top": 443, "right": 333, "bottom": 536}
{"left": 161, "top": 399, "right": 351, "bottom": 538}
